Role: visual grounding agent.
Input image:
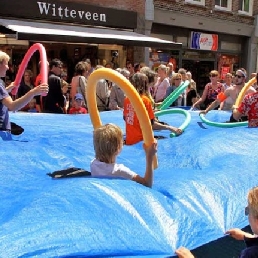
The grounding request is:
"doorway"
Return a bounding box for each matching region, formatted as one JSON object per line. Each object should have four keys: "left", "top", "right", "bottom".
{"left": 182, "top": 60, "right": 214, "bottom": 94}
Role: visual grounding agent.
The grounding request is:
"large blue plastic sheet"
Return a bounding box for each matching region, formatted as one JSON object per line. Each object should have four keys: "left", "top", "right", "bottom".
{"left": 0, "top": 110, "right": 257, "bottom": 257}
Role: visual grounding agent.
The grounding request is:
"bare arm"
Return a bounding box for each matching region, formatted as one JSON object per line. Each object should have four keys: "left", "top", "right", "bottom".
{"left": 152, "top": 120, "right": 182, "bottom": 135}
{"left": 233, "top": 108, "right": 243, "bottom": 121}
{"left": 132, "top": 140, "right": 157, "bottom": 187}
{"left": 225, "top": 228, "right": 255, "bottom": 240}
{"left": 3, "top": 84, "right": 48, "bottom": 111}
{"left": 192, "top": 85, "right": 208, "bottom": 108}
{"left": 70, "top": 76, "right": 78, "bottom": 101}
{"left": 200, "top": 99, "right": 220, "bottom": 115}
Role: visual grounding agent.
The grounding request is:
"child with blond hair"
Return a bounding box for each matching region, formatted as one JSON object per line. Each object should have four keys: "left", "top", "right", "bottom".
{"left": 90, "top": 123, "right": 157, "bottom": 187}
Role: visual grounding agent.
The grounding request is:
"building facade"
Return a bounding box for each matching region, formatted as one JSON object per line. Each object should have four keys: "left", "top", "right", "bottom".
{"left": 146, "top": 0, "right": 258, "bottom": 91}
{"left": 0, "top": 0, "right": 179, "bottom": 82}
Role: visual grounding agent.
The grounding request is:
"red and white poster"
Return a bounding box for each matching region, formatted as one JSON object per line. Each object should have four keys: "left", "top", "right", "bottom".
{"left": 221, "top": 66, "right": 230, "bottom": 80}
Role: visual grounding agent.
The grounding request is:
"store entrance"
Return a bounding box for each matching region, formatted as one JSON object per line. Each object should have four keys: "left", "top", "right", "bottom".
{"left": 182, "top": 60, "right": 214, "bottom": 94}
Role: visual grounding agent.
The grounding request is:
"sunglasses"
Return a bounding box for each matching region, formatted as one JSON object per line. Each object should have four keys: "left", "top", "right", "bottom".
{"left": 245, "top": 206, "right": 249, "bottom": 216}
{"left": 235, "top": 75, "right": 244, "bottom": 79}
{"left": 210, "top": 74, "right": 218, "bottom": 77}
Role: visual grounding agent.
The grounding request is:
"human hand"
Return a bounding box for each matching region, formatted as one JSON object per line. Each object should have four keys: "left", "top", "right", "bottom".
{"left": 169, "top": 126, "right": 182, "bottom": 135}
{"left": 32, "top": 83, "right": 49, "bottom": 96}
{"left": 143, "top": 139, "right": 157, "bottom": 158}
{"left": 175, "top": 247, "right": 195, "bottom": 258}
{"left": 225, "top": 228, "right": 247, "bottom": 240}
{"left": 6, "top": 82, "right": 16, "bottom": 93}
{"left": 199, "top": 110, "right": 207, "bottom": 115}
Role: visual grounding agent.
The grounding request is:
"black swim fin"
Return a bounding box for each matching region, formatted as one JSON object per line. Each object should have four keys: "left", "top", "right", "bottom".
{"left": 47, "top": 167, "right": 91, "bottom": 178}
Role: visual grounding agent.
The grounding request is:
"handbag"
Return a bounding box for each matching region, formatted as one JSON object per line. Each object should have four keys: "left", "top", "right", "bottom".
{"left": 96, "top": 94, "right": 110, "bottom": 111}
{"left": 79, "top": 76, "right": 87, "bottom": 108}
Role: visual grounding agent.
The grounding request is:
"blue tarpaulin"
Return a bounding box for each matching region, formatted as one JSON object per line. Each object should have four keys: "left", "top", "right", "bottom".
{"left": 0, "top": 110, "right": 257, "bottom": 257}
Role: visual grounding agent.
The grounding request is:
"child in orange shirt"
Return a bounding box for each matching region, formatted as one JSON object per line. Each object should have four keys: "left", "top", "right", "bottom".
{"left": 123, "top": 73, "right": 155, "bottom": 145}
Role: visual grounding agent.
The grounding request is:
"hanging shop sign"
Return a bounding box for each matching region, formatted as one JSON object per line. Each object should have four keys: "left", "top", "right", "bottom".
{"left": 190, "top": 32, "right": 218, "bottom": 51}
{"left": 0, "top": 0, "right": 137, "bottom": 29}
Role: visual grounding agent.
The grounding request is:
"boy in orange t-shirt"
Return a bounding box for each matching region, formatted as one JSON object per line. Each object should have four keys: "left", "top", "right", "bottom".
{"left": 123, "top": 73, "right": 155, "bottom": 145}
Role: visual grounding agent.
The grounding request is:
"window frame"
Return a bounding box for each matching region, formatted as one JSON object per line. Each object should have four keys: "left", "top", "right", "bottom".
{"left": 185, "top": 0, "right": 205, "bottom": 6}
{"left": 238, "top": 0, "right": 253, "bottom": 16}
{"left": 214, "top": 0, "right": 232, "bottom": 12}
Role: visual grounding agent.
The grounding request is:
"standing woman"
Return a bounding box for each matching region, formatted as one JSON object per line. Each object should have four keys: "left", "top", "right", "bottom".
{"left": 17, "top": 69, "right": 34, "bottom": 98}
{"left": 192, "top": 70, "right": 224, "bottom": 110}
{"left": 70, "top": 61, "right": 88, "bottom": 106}
{"left": 165, "top": 73, "right": 182, "bottom": 107}
{"left": 152, "top": 64, "right": 170, "bottom": 103}
{"left": 17, "top": 69, "right": 35, "bottom": 111}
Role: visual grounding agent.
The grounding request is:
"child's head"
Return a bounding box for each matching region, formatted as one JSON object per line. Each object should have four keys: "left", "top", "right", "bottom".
{"left": 93, "top": 123, "right": 123, "bottom": 163}
{"left": 74, "top": 93, "right": 84, "bottom": 108}
{"left": 131, "top": 72, "right": 148, "bottom": 95}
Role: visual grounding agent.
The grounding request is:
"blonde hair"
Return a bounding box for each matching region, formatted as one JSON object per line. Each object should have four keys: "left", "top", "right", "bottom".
{"left": 171, "top": 73, "right": 182, "bottom": 85}
{"left": 248, "top": 186, "right": 258, "bottom": 218}
{"left": 93, "top": 123, "right": 123, "bottom": 163}
{"left": 209, "top": 70, "right": 219, "bottom": 77}
{"left": 61, "top": 79, "right": 69, "bottom": 88}
{"left": 158, "top": 64, "right": 169, "bottom": 74}
{"left": 0, "top": 51, "right": 10, "bottom": 64}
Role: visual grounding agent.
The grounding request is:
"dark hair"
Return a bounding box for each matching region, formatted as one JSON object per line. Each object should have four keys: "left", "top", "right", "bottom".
{"left": 49, "top": 59, "right": 62, "bottom": 69}
{"left": 140, "top": 67, "right": 156, "bottom": 84}
{"left": 131, "top": 73, "right": 148, "bottom": 95}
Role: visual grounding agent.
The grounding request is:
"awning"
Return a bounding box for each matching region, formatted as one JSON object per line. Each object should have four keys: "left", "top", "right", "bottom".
{"left": 0, "top": 18, "right": 181, "bottom": 49}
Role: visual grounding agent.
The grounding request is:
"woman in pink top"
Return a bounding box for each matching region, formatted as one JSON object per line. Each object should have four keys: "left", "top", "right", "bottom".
{"left": 153, "top": 64, "right": 170, "bottom": 103}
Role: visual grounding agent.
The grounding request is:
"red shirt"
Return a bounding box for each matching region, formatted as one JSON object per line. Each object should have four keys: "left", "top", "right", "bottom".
{"left": 69, "top": 107, "right": 87, "bottom": 114}
{"left": 123, "top": 95, "right": 154, "bottom": 145}
{"left": 238, "top": 91, "right": 258, "bottom": 127}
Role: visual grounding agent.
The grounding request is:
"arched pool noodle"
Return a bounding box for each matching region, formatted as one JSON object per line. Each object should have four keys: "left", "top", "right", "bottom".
{"left": 199, "top": 113, "right": 247, "bottom": 128}
{"left": 12, "top": 43, "right": 48, "bottom": 96}
{"left": 86, "top": 67, "right": 158, "bottom": 169}
{"left": 155, "top": 108, "right": 191, "bottom": 137}
{"left": 234, "top": 76, "right": 256, "bottom": 108}
{"left": 158, "top": 80, "right": 190, "bottom": 110}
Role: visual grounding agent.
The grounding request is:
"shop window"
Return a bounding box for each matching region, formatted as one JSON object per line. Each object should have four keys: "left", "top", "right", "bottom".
{"left": 238, "top": 0, "right": 253, "bottom": 16}
{"left": 217, "top": 54, "right": 239, "bottom": 80}
{"left": 215, "top": 0, "right": 232, "bottom": 11}
{"left": 185, "top": 0, "right": 205, "bottom": 6}
{"left": 149, "top": 50, "right": 179, "bottom": 71}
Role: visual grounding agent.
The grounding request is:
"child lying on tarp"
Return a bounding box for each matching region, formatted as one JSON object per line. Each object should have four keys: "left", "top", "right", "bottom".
{"left": 90, "top": 123, "right": 157, "bottom": 188}
{"left": 48, "top": 123, "right": 157, "bottom": 188}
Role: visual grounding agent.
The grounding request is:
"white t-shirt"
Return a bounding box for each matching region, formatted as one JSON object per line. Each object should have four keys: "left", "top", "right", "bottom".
{"left": 90, "top": 159, "right": 137, "bottom": 180}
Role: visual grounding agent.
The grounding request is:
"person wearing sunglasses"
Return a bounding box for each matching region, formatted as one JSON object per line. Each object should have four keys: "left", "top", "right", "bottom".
{"left": 192, "top": 70, "right": 224, "bottom": 110}
{"left": 232, "top": 72, "right": 258, "bottom": 127}
{"left": 200, "top": 68, "right": 256, "bottom": 118}
{"left": 165, "top": 73, "right": 182, "bottom": 107}
{"left": 175, "top": 186, "right": 258, "bottom": 258}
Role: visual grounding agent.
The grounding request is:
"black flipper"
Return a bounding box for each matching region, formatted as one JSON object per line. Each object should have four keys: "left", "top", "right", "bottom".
{"left": 11, "top": 122, "right": 24, "bottom": 135}
{"left": 47, "top": 167, "right": 91, "bottom": 178}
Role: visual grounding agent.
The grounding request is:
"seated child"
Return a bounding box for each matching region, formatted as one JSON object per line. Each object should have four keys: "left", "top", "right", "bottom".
{"left": 69, "top": 93, "right": 87, "bottom": 114}
{"left": 124, "top": 72, "right": 181, "bottom": 145}
{"left": 27, "top": 98, "right": 38, "bottom": 113}
{"left": 123, "top": 73, "right": 155, "bottom": 145}
{"left": 90, "top": 123, "right": 157, "bottom": 187}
